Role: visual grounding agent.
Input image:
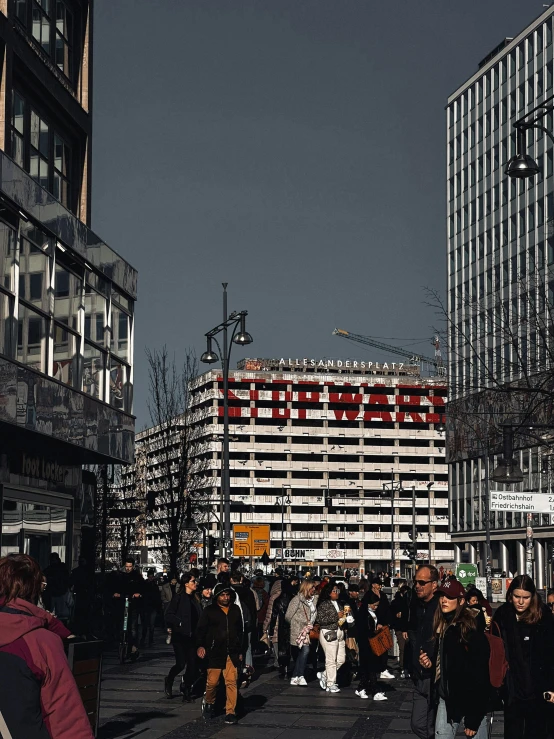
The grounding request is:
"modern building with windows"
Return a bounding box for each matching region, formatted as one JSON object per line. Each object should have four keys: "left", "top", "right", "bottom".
{"left": 0, "top": 0, "right": 136, "bottom": 570}
{"left": 189, "top": 357, "right": 450, "bottom": 575}
{"left": 446, "top": 6, "right": 554, "bottom": 584}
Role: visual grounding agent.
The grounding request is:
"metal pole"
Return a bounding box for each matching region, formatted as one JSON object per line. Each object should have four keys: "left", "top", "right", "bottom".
{"left": 101, "top": 464, "right": 108, "bottom": 574}
{"left": 526, "top": 450, "right": 533, "bottom": 579}
{"left": 484, "top": 453, "right": 493, "bottom": 602}
{"left": 281, "top": 495, "right": 285, "bottom": 568}
{"left": 222, "top": 283, "right": 231, "bottom": 557}
{"left": 412, "top": 485, "right": 417, "bottom": 571}
{"left": 390, "top": 469, "right": 395, "bottom": 572}
{"left": 202, "top": 526, "right": 207, "bottom": 575}
{"left": 526, "top": 512, "right": 534, "bottom": 578}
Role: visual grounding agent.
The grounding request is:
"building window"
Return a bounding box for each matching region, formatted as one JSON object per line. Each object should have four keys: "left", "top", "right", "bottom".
{"left": 15, "top": 0, "right": 73, "bottom": 81}
{"left": 10, "top": 90, "right": 71, "bottom": 209}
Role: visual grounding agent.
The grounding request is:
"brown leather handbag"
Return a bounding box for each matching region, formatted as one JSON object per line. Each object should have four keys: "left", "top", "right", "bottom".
{"left": 368, "top": 625, "right": 393, "bottom": 656}
{"left": 309, "top": 624, "right": 320, "bottom": 640}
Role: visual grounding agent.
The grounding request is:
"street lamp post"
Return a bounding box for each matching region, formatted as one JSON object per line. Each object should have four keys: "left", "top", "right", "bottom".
{"left": 201, "top": 283, "right": 253, "bottom": 558}
{"left": 383, "top": 469, "right": 403, "bottom": 575}
{"left": 276, "top": 486, "right": 291, "bottom": 568}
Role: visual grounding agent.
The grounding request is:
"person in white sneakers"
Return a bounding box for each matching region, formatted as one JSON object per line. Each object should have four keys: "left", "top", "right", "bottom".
{"left": 285, "top": 579, "right": 318, "bottom": 686}
{"left": 369, "top": 577, "right": 395, "bottom": 679}
{"left": 354, "top": 588, "right": 388, "bottom": 701}
{"left": 316, "top": 581, "right": 348, "bottom": 693}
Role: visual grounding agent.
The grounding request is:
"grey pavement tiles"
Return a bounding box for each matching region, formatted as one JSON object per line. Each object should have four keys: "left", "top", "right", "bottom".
{"left": 98, "top": 636, "right": 505, "bottom": 739}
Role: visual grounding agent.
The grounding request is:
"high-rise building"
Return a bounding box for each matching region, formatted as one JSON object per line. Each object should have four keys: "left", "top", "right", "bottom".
{"left": 187, "top": 357, "right": 450, "bottom": 574}
{"left": 446, "top": 7, "right": 554, "bottom": 583}
{"left": 0, "top": 1, "right": 136, "bottom": 569}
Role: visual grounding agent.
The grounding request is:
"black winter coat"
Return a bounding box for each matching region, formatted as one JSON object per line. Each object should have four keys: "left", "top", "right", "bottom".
{"left": 355, "top": 602, "right": 382, "bottom": 673}
{"left": 166, "top": 592, "right": 202, "bottom": 638}
{"left": 435, "top": 621, "right": 491, "bottom": 733}
{"left": 195, "top": 601, "right": 243, "bottom": 669}
{"left": 407, "top": 593, "right": 440, "bottom": 680}
{"left": 374, "top": 590, "right": 391, "bottom": 627}
{"left": 391, "top": 592, "right": 409, "bottom": 631}
{"left": 270, "top": 590, "right": 292, "bottom": 655}
{"left": 493, "top": 602, "right": 554, "bottom": 705}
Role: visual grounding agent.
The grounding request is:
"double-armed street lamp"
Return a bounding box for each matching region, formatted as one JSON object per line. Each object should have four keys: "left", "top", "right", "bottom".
{"left": 201, "top": 283, "right": 253, "bottom": 558}
{"left": 276, "top": 485, "right": 292, "bottom": 567}
{"left": 382, "top": 470, "right": 404, "bottom": 574}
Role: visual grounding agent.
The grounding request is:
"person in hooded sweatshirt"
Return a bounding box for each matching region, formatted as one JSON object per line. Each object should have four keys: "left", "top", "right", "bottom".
{"left": 0, "top": 553, "right": 94, "bottom": 739}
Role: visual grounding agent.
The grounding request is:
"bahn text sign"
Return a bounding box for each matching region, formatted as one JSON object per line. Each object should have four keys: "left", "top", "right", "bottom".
{"left": 490, "top": 491, "right": 554, "bottom": 514}
{"left": 233, "top": 524, "right": 271, "bottom": 557}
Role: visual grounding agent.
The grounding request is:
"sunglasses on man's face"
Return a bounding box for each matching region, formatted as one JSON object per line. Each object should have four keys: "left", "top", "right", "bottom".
{"left": 414, "top": 579, "right": 435, "bottom": 587}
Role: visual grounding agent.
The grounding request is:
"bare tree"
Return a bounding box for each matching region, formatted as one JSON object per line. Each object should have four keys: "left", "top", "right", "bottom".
{"left": 139, "top": 347, "right": 209, "bottom": 573}
{"left": 426, "top": 267, "right": 554, "bottom": 461}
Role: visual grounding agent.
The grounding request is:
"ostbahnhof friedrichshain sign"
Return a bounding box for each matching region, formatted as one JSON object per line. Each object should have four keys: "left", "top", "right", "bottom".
{"left": 490, "top": 491, "right": 554, "bottom": 514}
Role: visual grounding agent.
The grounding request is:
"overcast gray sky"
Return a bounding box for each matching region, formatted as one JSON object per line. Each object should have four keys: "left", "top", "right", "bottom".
{"left": 92, "top": 0, "right": 540, "bottom": 427}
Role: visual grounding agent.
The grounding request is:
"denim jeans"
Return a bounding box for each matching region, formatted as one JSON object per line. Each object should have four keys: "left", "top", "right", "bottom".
{"left": 435, "top": 698, "right": 488, "bottom": 739}
{"left": 291, "top": 644, "right": 310, "bottom": 678}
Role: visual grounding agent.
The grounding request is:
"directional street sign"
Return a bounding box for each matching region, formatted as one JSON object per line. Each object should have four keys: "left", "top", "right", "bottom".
{"left": 490, "top": 490, "right": 554, "bottom": 514}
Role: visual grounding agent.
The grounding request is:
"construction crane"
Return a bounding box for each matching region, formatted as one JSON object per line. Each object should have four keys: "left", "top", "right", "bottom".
{"left": 332, "top": 328, "right": 446, "bottom": 377}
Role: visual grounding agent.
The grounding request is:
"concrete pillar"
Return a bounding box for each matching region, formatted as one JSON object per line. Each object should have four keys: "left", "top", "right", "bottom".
{"left": 535, "top": 540, "right": 545, "bottom": 590}
{"left": 516, "top": 541, "right": 526, "bottom": 575}
{"left": 453, "top": 544, "right": 462, "bottom": 564}
{"left": 499, "top": 541, "right": 509, "bottom": 575}
{"left": 467, "top": 543, "right": 477, "bottom": 564}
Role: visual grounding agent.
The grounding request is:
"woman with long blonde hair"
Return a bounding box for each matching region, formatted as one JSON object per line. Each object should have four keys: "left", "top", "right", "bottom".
{"left": 419, "top": 578, "right": 490, "bottom": 738}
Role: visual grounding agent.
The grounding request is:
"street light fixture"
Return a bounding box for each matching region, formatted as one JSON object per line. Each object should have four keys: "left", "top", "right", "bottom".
{"left": 383, "top": 469, "right": 403, "bottom": 575}
{"left": 491, "top": 426, "right": 524, "bottom": 484}
{"left": 201, "top": 283, "right": 253, "bottom": 558}
{"left": 505, "top": 96, "right": 554, "bottom": 180}
{"left": 276, "top": 486, "right": 292, "bottom": 568}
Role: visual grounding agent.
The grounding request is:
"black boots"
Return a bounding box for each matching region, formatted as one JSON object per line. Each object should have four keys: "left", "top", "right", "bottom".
{"left": 164, "top": 677, "right": 173, "bottom": 699}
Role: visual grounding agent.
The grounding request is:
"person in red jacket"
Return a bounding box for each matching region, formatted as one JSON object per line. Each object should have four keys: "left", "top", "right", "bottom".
{"left": 0, "top": 553, "right": 94, "bottom": 739}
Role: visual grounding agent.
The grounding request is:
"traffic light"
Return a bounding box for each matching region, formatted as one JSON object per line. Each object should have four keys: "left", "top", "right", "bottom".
{"left": 404, "top": 541, "right": 416, "bottom": 561}
{"left": 208, "top": 536, "right": 217, "bottom": 566}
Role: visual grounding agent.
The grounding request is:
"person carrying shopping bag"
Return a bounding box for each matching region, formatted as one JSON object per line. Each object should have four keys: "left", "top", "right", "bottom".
{"left": 419, "top": 578, "right": 491, "bottom": 739}
{"left": 316, "top": 581, "right": 351, "bottom": 693}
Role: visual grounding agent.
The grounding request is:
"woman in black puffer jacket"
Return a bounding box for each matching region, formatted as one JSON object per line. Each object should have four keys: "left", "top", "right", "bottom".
{"left": 493, "top": 574, "right": 554, "bottom": 739}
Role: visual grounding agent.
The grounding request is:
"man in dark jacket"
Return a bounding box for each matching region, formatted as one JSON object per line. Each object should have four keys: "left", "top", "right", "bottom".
{"left": 112, "top": 558, "right": 144, "bottom": 659}
{"left": 140, "top": 569, "right": 162, "bottom": 647}
{"left": 196, "top": 582, "right": 243, "bottom": 724}
{"left": 407, "top": 565, "right": 440, "bottom": 739}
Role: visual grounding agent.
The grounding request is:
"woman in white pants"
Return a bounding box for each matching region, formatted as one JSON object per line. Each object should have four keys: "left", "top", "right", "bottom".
{"left": 316, "top": 582, "right": 351, "bottom": 692}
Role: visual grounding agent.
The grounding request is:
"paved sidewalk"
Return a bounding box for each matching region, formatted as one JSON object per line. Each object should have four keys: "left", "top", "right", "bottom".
{"left": 98, "top": 640, "right": 505, "bottom": 739}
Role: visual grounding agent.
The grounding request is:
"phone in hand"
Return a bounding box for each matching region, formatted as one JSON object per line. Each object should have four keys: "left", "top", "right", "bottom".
{"left": 543, "top": 691, "right": 551, "bottom": 702}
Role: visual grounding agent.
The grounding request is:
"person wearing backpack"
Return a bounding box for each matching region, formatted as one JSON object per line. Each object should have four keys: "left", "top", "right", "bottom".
{"left": 419, "top": 577, "right": 490, "bottom": 738}
{"left": 493, "top": 574, "right": 554, "bottom": 739}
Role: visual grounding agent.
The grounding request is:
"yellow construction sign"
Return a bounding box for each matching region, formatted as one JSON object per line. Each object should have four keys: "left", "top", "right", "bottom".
{"left": 233, "top": 524, "right": 271, "bottom": 557}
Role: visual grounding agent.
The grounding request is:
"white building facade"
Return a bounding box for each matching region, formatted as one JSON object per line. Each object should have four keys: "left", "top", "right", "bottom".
{"left": 446, "top": 7, "right": 554, "bottom": 584}
{"left": 191, "top": 357, "right": 451, "bottom": 574}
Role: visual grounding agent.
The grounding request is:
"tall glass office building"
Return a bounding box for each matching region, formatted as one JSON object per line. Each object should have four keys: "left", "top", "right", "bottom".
{"left": 447, "top": 7, "right": 554, "bottom": 585}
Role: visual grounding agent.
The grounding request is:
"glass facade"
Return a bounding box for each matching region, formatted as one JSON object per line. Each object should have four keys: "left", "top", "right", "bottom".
{"left": 0, "top": 215, "right": 133, "bottom": 412}
{"left": 447, "top": 9, "right": 554, "bottom": 577}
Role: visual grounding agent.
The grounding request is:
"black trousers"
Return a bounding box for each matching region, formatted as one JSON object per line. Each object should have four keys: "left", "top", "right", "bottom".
{"left": 504, "top": 698, "right": 548, "bottom": 739}
{"left": 410, "top": 677, "right": 436, "bottom": 739}
{"left": 167, "top": 635, "right": 196, "bottom": 685}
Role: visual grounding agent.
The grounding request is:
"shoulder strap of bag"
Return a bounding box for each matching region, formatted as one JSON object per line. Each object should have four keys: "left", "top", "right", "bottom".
{"left": 0, "top": 709, "right": 13, "bottom": 739}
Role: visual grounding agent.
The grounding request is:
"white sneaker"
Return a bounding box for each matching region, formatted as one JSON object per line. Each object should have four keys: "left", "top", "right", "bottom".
{"left": 380, "top": 670, "right": 395, "bottom": 679}
{"left": 296, "top": 676, "right": 307, "bottom": 686}
{"left": 290, "top": 677, "right": 299, "bottom": 685}
{"left": 317, "top": 672, "right": 327, "bottom": 690}
{"left": 327, "top": 684, "right": 340, "bottom": 693}
{"left": 400, "top": 670, "right": 408, "bottom": 679}
{"left": 374, "top": 692, "right": 388, "bottom": 701}
{"left": 355, "top": 689, "right": 369, "bottom": 699}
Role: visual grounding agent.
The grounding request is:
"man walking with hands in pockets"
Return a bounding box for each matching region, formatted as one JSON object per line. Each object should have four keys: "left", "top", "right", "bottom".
{"left": 196, "top": 582, "right": 243, "bottom": 725}
{"left": 407, "top": 565, "right": 440, "bottom": 739}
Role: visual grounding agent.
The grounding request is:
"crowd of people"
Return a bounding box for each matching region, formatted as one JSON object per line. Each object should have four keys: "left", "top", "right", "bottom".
{"left": 3, "top": 551, "right": 554, "bottom": 737}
